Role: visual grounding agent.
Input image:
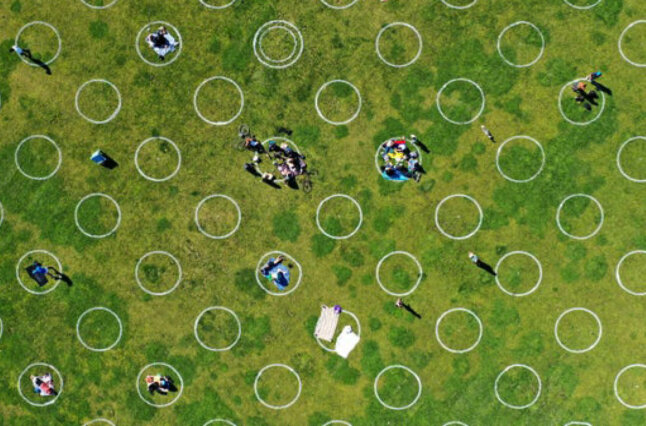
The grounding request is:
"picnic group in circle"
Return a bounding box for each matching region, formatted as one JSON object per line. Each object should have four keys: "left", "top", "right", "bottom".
{"left": 146, "top": 374, "right": 177, "bottom": 396}
{"left": 31, "top": 373, "right": 58, "bottom": 397}
{"left": 259, "top": 255, "right": 293, "bottom": 291}
{"left": 242, "top": 133, "right": 309, "bottom": 189}
{"left": 571, "top": 71, "right": 610, "bottom": 112}
{"left": 145, "top": 26, "right": 179, "bottom": 61}
{"left": 378, "top": 135, "right": 424, "bottom": 182}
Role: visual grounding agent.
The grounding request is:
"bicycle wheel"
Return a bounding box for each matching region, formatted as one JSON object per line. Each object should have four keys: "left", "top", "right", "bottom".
{"left": 302, "top": 176, "right": 312, "bottom": 193}
{"left": 231, "top": 138, "right": 246, "bottom": 151}
{"left": 238, "top": 124, "right": 250, "bottom": 138}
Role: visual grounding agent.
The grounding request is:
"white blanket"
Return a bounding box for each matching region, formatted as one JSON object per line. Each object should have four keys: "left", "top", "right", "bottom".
{"left": 335, "top": 325, "right": 360, "bottom": 359}
{"left": 314, "top": 305, "right": 339, "bottom": 342}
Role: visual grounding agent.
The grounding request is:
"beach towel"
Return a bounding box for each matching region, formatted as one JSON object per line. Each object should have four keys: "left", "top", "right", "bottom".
{"left": 335, "top": 325, "right": 360, "bottom": 359}
{"left": 314, "top": 305, "right": 339, "bottom": 342}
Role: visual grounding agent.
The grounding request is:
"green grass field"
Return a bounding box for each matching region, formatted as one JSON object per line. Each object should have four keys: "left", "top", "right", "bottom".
{"left": 1, "top": 0, "right": 646, "bottom": 425}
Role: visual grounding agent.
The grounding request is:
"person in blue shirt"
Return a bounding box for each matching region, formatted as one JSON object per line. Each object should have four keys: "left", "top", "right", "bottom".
{"left": 10, "top": 44, "right": 52, "bottom": 75}
{"left": 259, "top": 255, "right": 292, "bottom": 291}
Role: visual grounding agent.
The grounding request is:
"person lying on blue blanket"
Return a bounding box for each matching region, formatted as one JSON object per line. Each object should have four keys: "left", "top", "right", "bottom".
{"left": 260, "top": 255, "right": 291, "bottom": 291}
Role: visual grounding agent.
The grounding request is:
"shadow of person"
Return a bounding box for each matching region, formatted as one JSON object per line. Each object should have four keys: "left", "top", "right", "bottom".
{"left": 592, "top": 80, "right": 612, "bottom": 96}
{"left": 413, "top": 138, "right": 430, "bottom": 154}
{"left": 59, "top": 273, "right": 73, "bottom": 287}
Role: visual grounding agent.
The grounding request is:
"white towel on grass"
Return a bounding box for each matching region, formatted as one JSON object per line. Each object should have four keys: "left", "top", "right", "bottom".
{"left": 335, "top": 325, "right": 360, "bottom": 359}
{"left": 314, "top": 305, "right": 339, "bottom": 342}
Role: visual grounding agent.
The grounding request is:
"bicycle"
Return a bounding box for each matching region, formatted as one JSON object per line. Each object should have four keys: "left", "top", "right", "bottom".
{"left": 230, "top": 124, "right": 251, "bottom": 151}
{"left": 299, "top": 168, "right": 318, "bottom": 193}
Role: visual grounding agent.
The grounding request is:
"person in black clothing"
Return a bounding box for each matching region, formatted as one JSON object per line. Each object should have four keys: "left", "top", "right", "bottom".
{"left": 468, "top": 251, "right": 497, "bottom": 276}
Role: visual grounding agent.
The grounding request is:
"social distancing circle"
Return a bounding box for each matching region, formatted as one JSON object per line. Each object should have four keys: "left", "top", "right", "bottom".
{"left": 254, "top": 363, "right": 302, "bottom": 410}
{"left": 563, "top": 0, "right": 602, "bottom": 9}
{"left": 200, "top": 0, "right": 238, "bottom": 9}
{"left": 320, "top": 0, "right": 358, "bottom": 9}
{"left": 76, "top": 307, "right": 123, "bottom": 352}
{"left": 15, "top": 135, "right": 62, "bottom": 181}
{"left": 134, "top": 136, "right": 182, "bottom": 182}
{"left": 617, "top": 136, "right": 646, "bottom": 182}
{"left": 135, "top": 21, "right": 183, "bottom": 67}
{"left": 194, "top": 76, "right": 244, "bottom": 126}
{"left": 618, "top": 20, "right": 646, "bottom": 67}
{"left": 15, "top": 21, "right": 62, "bottom": 66}
{"left": 18, "top": 362, "right": 64, "bottom": 407}
{"left": 497, "top": 21, "right": 545, "bottom": 68}
{"left": 614, "top": 364, "right": 646, "bottom": 409}
{"left": 255, "top": 251, "right": 303, "bottom": 296}
{"left": 83, "top": 419, "right": 117, "bottom": 426}
{"left": 494, "top": 364, "right": 541, "bottom": 410}
{"left": 314, "top": 79, "right": 362, "bottom": 125}
{"left": 16, "top": 249, "right": 63, "bottom": 295}
{"left": 75, "top": 79, "right": 122, "bottom": 124}
{"left": 136, "top": 362, "right": 184, "bottom": 408}
{"left": 436, "top": 78, "right": 486, "bottom": 125}
{"left": 315, "top": 310, "right": 361, "bottom": 352}
{"left": 194, "top": 306, "right": 242, "bottom": 351}
{"left": 441, "top": 0, "right": 478, "bottom": 9}
{"left": 554, "top": 307, "right": 602, "bottom": 354}
{"left": 375, "top": 251, "right": 423, "bottom": 297}
{"left": 375, "top": 22, "right": 423, "bottom": 68}
{"left": 81, "top": 0, "right": 119, "bottom": 9}
{"left": 373, "top": 364, "right": 422, "bottom": 410}
{"left": 195, "top": 194, "right": 242, "bottom": 239}
{"left": 615, "top": 250, "right": 646, "bottom": 296}
{"left": 555, "top": 194, "right": 604, "bottom": 240}
{"left": 495, "top": 136, "right": 545, "bottom": 183}
{"left": 435, "top": 194, "right": 483, "bottom": 240}
{"left": 435, "top": 308, "right": 483, "bottom": 354}
{"left": 558, "top": 78, "right": 606, "bottom": 126}
{"left": 135, "top": 251, "right": 183, "bottom": 296}
{"left": 316, "top": 194, "right": 363, "bottom": 240}
{"left": 374, "top": 137, "right": 423, "bottom": 180}
{"left": 74, "top": 193, "right": 122, "bottom": 239}
{"left": 253, "top": 20, "right": 304, "bottom": 69}
{"left": 495, "top": 251, "right": 543, "bottom": 297}
{"left": 203, "top": 420, "right": 237, "bottom": 426}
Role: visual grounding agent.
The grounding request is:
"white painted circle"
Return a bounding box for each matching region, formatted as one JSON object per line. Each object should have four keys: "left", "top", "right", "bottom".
{"left": 204, "top": 420, "right": 236, "bottom": 426}
{"left": 434, "top": 194, "right": 484, "bottom": 240}
{"left": 76, "top": 307, "right": 123, "bottom": 352}
{"left": 563, "top": 0, "right": 602, "bottom": 10}
{"left": 558, "top": 78, "right": 606, "bottom": 126}
{"left": 494, "top": 364, "right": 542, "bottom": 410}
{"left": 253, "top": 20, "right": 304, "bottom": 69}
{"left": 16, "top": 249, "right": 63, "bottom": 295}
{"left": 134, "top": 136, "right": 182, "bottom": 182}
{"left": 495, "top": 136, "right": 545, "bottom": 183}
{"left": 199, "top": 0, "right": 237, "bottom": 9}
{"left": 441, "top": 0, "right": 477, "bottom": 9}
{"left": 314, "top": 79, "right": 362, "bottom": 125}
{"left": 617, "top": 136, "right": 646, "bottom": 182}
{"left": 194, "top": 306, "right": 242, "bottom": 351}
{"left": 255, "top": 251, "right": 303, "bottom": 296}
{"left": 616, "top": 250, "right": 646, "bottom": 296}
{"left": 614, "top": 364, "right": 646, "bottom": 409}
{"left": 495, "top": 251, "right": 543, "bottom": 297}
{"left": 375, "top": 22, "right": 423, "bottom": 68}
{"left": 15, "top": 135, "right": 62, "bottom": 181}
{"left": 555, "top": 194, "right": 604, "bottom": 240}
{"left": 435, "top": 308, "right": 483, "bottom": 354}
{"left": 254, "top": 363, "right": 302, "bottom": 410}
{"left": 193, "top": 76, "right": 244, "bottom": 126}
{"left": 497, "top": 21, "right": 545, "bottom": 68}
{"left": 373, "top": 365, "right": 422, "bottom": 410}
{"left": 443, "top": 423, "right": 468, "bottom": 426}
{"left": 0, "top": 317, "right": 3, "bottom": 342}
{"left": 436, "top": 78, "right": 486, "bottom": 125}
{"left": 135, "top": 251, "right": 182, "bottom": 296}
{"left": 136, "top": 362, "right": 184, "bottom": 408}
{"left": 618, "top": 20, "right": 646, "bottom": 67}
{"left": 259, "top": 26, "right": 298, "bottom": 64}
{"left": 80, "top": 0, "right": 118, "bottom": 9}
{"left": 75, "top": 79, "right": 122, "bottom": 124}
{"left": 374, "top": 137, "right": 423, "bottom": 181}
{"left": 0, "top": 201, "right": 4, "bottom": 230}
{"left": 320, "top": 0, "right": 358, "bottom": 9}
{"left": 83, "top": 419, "right": 116, "bottom": 426}
{"left": 135, "top": 21, "right": 183, "bottom": 67}
{"left": 194, "top": 194, "right": 242, "bottom": 239}
{"left": 74, "top": 193, "right": 121, "bottom": 239}
{"left": 564, "top": 423, "right": 592, "bottom": 426}
{"left": 17, "top": 362, "right": 64, "bottom": 407}
{"left": 375, "top": 251, "right": 423, "bottom": 297}
{"left": 315, "top": 310, "right": 361, "bottom": 352}
{"left": 316, "top": 194, "right": 363, "bottom": 240}
{"left": 15, "top": 21, "right": 62, "bottom": 66}
{"left": 322, "top": 421, "right": 352, "bottom": 426}
{"left": 554, "top": 307, "right": 602, "bottom": 354}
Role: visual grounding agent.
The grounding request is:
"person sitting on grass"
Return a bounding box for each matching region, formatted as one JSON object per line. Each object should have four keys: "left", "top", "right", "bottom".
{"left": 31, "top": 373, "right": 58, "bottom": 397}
{"left": 146, "top": 375, "right": 177, "bottom": 395}
{"left": 259, "top": 255, "right": 292, "bottom": 291}
{"left": 145, "top": 26, "right": 179, "bottom": 61}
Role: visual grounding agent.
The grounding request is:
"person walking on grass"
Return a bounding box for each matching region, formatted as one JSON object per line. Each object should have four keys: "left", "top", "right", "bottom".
{"left": 468, "top": 251, "right": 497, "bottom": 276}
{"left": 10, "top": 44, "right": 52, "bottom": 75}
{"left": 395, "top": 298, "right": 421, "bottom": 319}
{"left": 481, "top": 125, "right": 495, "bottom": 143}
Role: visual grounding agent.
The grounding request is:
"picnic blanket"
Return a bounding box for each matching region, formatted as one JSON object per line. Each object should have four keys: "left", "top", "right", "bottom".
{"left": 335, "top": 325, "right": 360, "bottom": 359}
{"left": 314, "top": 305, "right": 339, "bottom": 342}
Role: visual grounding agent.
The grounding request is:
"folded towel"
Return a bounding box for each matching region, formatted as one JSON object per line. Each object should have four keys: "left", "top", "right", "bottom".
{"left": 335, "top": 325, "right": 360, "bottom": 359}
{"left": 314, "top": 305, "right": 339, "bottom": 342}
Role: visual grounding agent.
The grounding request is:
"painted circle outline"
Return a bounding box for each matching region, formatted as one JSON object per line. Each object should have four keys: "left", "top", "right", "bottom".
{"left": 564, "top": 423, "right": 592, "bottom": 426}
{"left": 194, "top": 194, "right": 242, "bottom": 239}
{"left": 375, "top": 22, "right": 423, "bottom": 68}
{"left": 434, "top": 194, "right": 484, "bottom": 240}
{"left": 0, "top": 317, "right": 3, "bottom": 342}
{"left": 76, "top": 307, "right": 123, "bottom": 352}
{"left": 441, "top": 0, "right": 477, "bottom": 9}
{"left": 80, "top": 0, "right": 118, "bottom": 9}
{"left": 194, "top": 306, "right": 242, "bottom": 352}
{"left": 315, "top": 310, "right": 361, "bottom": 352}
{"left": 494, "top": 364, "right": 542, "bottom": 410}
{"left": 563, "top": 0, "right": 602, "bottom": 10}
{"left": 15, "top": 21, "right": 62, "bottom": 66}
{"left": 0, "top": 201, "right": 4, "bottom": 230}
{"left": 614, "top": 364, "right": 646, "bottom": 409}
{"left": 17, "top": 362, "right": 64, "bottom": 407}
{"left": 135, "top": 136, "right": 182, "bottom": 182}
{"left": 558, "top": 78, "right": 606, "bottom": 126}
{"left": 443, "top": 423, "right": 468, "bottom": 426}
{"left": 254, "top": 363, "right": 302, "bottom": 410}
{"left": 136, "top": 362, "right": 184, "bottom": 408}
{"left": 135, "top": 251, "right": 182, "bottom": 296}
{"left": 320, "top": 0, "right": 358, "bottom": 9}
{"left": 495, "top": 251, "right": 543, "bottom": 297}
{"left": 322, "top": 422, "right": 352, "bottom": 426}
{"left": 193, "top": 76, "right": 244, "bottom": 126}
{"left": 497, "top": 21, "right": 545, "bottom": 68}
{"left": 204, "top": 420, "right": 237, "bottom": 426}
{"left": 316, "top": 194, "right": 363, "bottom": 240}
{"left": 373, "top": 364, "right": 422, "bottom": 410}
{"left": 436, "top": 78, "right": 486, "bottom": 125}
{"left": 135, "top": 21, "right": 183, "bottom": 67}
{"left": 555, "top": 193, "right": 604, "bottom": 240}
{"left": 16, "top": 249, "right": 62, "bottom": 295}
{"left": 314, "top": 79, "right": 362, "bottom": 125}
{"left": 83, "top": 419, "right": 116, "bottom": 426}
{"left": 75, "top": 79, "right": 122, "bottom": 124}
{"left": 259, "top": 26, "right": 298, "bottom": 64}
{"left": 375, "top": 251, "right": 423, "bottom": 297}
{"left": 618, "top": 20, "right": 646, "bottom": 67}
{"left": 374, "top": 137, "right": 423, "bottom": 182}
{"left": 496, "top": 135, "right": 545, "bottom": 183}
{"left": 616, "top": 250, "right": 646, "bottom": 296}
{"left": 255, "top": 251, "right": 303, "bottom": 296}
{"left": 199, "top": 0, "right": 237, "bottom": 10}
{"left": 74, "top": 193, "right": 121, "bottom": 239}
{"left": 617, "top": 136, "right": 646, "bottom": 182}
{"left": 554, "top": 307, "right": 602, "bottom": 354}
{"left": 15, "top": 135, "right": 62, "bottom": 181}
{"left": 435, "top": 308, "right": 483, "bottom": 354}
{"left": 252, "top": 20, "right": 304, "bottom": 69}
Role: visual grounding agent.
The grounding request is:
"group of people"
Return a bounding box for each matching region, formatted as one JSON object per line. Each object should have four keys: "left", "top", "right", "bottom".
{"left": 571, "top": 71, "right": 608, "bottom": 111}
{"left": 379, "top": 136, "right": 423, "bottom": 182}
{"left": 243, "top": 135, "right": 308, "bottom": 188}
{"left": 259, "top": 255, "right": 293, "bottom": 291}
{"left": 31, "top": 373, "right": 57, "bottom": 397}
{"left": 146, "top": 374, "right": 177, "bottom": 396}
{"left": 145, "top": 26, "right": 179, "bottom": 61}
